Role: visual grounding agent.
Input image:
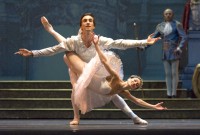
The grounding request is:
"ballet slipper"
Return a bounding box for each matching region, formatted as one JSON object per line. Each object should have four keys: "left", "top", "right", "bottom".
{"left": 41, "top": 16, "right": 49, "bottom": 25}
{"left": 40, "top": 16, "right": 53, "bottom": 33}
{"left": 70, "top": 119, "right": 80, "bottom": 125}
{"left": 133, "top": 117, "right": 148, "bottom": 125}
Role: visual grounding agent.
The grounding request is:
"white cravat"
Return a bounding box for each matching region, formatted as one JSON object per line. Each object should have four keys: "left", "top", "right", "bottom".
{"left": 163, "top": 22, "right": 173, "bottom": 36}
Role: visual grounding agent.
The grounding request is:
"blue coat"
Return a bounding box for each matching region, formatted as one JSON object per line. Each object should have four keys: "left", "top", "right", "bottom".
{"left": 153, "top": 20, "right": 187, "bottom": 60}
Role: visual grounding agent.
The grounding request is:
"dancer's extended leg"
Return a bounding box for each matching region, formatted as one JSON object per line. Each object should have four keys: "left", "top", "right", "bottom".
{"left": 68, "top": 69, "right": 80, "bottom": 125}
{"left": 63, "top": 52, "right": 85, "bottom": 125}
{"left": 111, "top": 95, "right": 148, "bottom": 125}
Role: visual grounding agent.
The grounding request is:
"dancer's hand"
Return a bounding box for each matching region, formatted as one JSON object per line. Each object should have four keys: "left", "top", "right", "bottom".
{"left": 41, "top": 16, "right": 54, "bottom": 34}
{"left": 92, "top": 34, "right": 100, "bottom": 46}
{"left": 14, "top": 48, "right": 33, "bottom": 57}
{"left": 154, "top": 102, "right": 167, "bottom": 110}
{"left": 146, "top": 33, "right": 161, "bottom": 45}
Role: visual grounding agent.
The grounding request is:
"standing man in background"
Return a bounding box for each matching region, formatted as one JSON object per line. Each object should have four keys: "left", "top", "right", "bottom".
{"left": 152, "top": 8, "right": 187, "bottom": 98}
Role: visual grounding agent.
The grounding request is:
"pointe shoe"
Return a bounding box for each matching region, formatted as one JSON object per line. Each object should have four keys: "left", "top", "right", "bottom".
{"left": 133, "top": 117, "right": 148, "bottom": 125}
{"left": 70, "top": 120, "right": 79, "bottom": 125}
{"left": 41, "top": 16, "right": 49, "bottom": 25}
{"left": 40, "top": 16, "right": 53, "bottom": 33}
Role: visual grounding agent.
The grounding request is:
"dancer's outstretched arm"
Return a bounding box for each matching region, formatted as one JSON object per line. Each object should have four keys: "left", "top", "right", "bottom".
{"left": 93, "top": 35, "right": 119, "bottom": 79}
{"left": 120, "top": 90, "right": 167, "bottom": 110}
{"left": 14, "top": 48, "right": 33, "bottom": 57}
{"left": 146, "top": 33, "right": 161, "bottom": 45}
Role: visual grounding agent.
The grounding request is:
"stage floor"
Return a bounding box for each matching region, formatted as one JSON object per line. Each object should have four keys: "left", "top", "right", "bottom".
{"left": 0, "top": 119, "right": 199, "bottom": 135}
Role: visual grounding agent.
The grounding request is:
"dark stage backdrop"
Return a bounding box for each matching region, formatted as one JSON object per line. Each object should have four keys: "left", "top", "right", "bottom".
{"left": 0, "top": 0, "right": 187, "bottom": 80}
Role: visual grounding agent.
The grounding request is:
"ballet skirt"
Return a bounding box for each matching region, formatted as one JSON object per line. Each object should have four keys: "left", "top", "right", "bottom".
{"left": 74, "top": 51, "right": 123, "bottom": 114}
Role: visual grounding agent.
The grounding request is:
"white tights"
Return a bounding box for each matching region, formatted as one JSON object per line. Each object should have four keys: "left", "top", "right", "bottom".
{"left": 111, "top": 94, "right": 138, "bottom": 119}
{"left": 163, "top": 60, "right": 179, "bottom": 96}
{"left": 112, "top": 95, "right": 148, "bottom": 125}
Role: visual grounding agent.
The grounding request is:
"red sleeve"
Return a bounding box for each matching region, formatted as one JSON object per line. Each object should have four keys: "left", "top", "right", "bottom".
{"left": 182, "top": 0, "right": 191, "bottom": 33}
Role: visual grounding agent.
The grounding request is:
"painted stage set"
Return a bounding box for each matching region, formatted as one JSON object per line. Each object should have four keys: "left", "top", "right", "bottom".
{"left": 1, "top": 1, "right": 200, "bottom": 135}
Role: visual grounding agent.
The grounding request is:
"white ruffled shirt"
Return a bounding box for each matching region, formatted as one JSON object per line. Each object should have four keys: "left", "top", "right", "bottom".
{"left": 32, "top": 35, "right": 147, "bottom": 62}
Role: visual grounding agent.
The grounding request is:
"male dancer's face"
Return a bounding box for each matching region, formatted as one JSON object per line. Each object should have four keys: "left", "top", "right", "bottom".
{"left": 80, "top": 15, "right": 95, "bottom": 32}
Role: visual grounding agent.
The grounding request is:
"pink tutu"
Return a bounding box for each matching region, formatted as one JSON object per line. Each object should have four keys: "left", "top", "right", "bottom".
{"left": 74, "top": 51, "right": 123, "bottom": 114}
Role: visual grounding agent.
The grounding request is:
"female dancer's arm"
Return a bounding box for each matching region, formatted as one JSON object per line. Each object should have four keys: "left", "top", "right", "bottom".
{"left": 41, "top": 16, "right": 66, "bottom": 43}
{"left": 93, "top": 35, "right": 119, "bottom": 79}
{"left": 120, "top": 90, "right": 167, "bottom": 110}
